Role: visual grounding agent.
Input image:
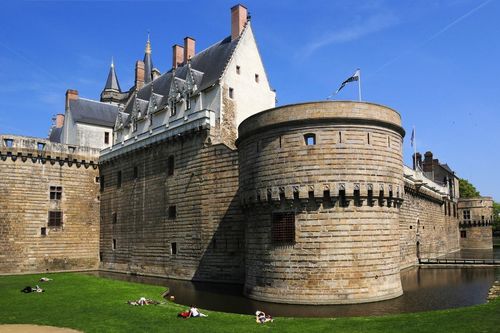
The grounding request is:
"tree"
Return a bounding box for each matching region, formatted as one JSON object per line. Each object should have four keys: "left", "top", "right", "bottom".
{"left": 493, "top": 202, "right": 500, "bottom": 232}
{"left": 459, "top": 178, "right": 480, "bottom": 198}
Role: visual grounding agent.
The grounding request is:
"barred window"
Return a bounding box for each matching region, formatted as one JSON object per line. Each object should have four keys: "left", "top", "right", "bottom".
{"left": 50, "top": 186, "right": 62, "bottom": 200}
{"left": 271, "top": 212, "right": 295, "bottom": 245}
{"left": 48, "top": 211, "right": 63, "bottom": 227}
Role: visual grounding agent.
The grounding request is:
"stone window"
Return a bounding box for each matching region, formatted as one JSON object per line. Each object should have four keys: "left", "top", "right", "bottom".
{"left": 100, "top": 175, "right": 105, "bottom": 192}
{"left": 229, "top": 87, "right": 234, "bottom": 99}
{"left": 112, "top": 239, "right": 117, "bottom": 250}
{"left": 271, "top": 212, "right": 295, "bottom": 245}
{"left": 236, "top": 65, "right": 241, "bottom": 74}
{"left": 367, "top": 133, "right": 371, "bottom": 145}
{"left": 117, "top": 171, "right": 122, "bottom": 188}
{"left": 95, "top": 177, "right": 100, "bottom": 183}
{"left": 171, "top": 242, "right": 177, "bottom": 255}
{"left": 133, "top": 166, "right": 138, "bottom": 179}
{"left": 68, "top": 146, "right": 76, "bottom": 153}
{"left": 167, "top": 155, "right": 175, "bottom": 176}
{"left": 304, "top": 133, "right": 316, "bottom": 146}
{"left": 168, "top": 205, "right": 177, "bottom": 219}
{"left": 339, "top": 132, "right": 342, "bottom": 143}
{"left": 255, "top": 74, "right": 260, "bottom": 83}
{"left": 460, "top": 230, "right": 467, "bottom": 238}
{"left": 41, "top": 227, "right": 47, "bottom": 236}
{"left": 37, "top": 142, "right": 45, "bottom": 151}
{"left": 463, "top": 210, "right": 470, "bottom": 220}
{"left": 4, "top": 138, "right": 13, "bottom": 147}
{"left": 48, "top": 211, "right": 63, "bottom": 227}
{"left": 112, "top": 212, "right": 117, "bottom": 224}
{"left": 104, "top": 132, "right": 110, "bottom": 144}
{"left": 50, "top": 186, "right": 62, "bottom": 200}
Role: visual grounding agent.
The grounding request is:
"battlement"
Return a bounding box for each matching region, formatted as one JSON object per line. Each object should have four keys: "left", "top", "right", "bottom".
{"left": 0, "top": 134, "right": 100, "bottom": 168}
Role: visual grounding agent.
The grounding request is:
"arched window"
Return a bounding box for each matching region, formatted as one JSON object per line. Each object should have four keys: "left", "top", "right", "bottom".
{"left": 304, "top": 133, "right": 316, "bottom": 146}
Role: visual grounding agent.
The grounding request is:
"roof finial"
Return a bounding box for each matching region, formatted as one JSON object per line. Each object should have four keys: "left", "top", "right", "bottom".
{"left": 145, "top": 31, "right": 152, "bottom": 54}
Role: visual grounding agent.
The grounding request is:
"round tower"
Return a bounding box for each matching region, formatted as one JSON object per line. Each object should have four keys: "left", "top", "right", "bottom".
{"left": 237, "top": 101, "right": 405, "bottom": 304}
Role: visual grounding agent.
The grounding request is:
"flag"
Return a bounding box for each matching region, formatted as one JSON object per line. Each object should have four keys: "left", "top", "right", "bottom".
{"left": 335, "top": 69, "right": 360, "bottom": 94}
{"left": 411, "top": 128, "right": 415, "bottom": 147}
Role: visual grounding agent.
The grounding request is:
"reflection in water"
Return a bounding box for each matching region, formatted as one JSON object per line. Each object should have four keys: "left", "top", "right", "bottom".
{"left": 89, "top": 266, "right": 500, "bottom": 318}
{"left": 442, "top": 248, "right": 500, "bottom": 260}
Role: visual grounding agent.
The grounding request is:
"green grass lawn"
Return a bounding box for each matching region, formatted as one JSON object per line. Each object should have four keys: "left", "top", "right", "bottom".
{"left": 0, "top": 272, "right": 499, "bottom": 333}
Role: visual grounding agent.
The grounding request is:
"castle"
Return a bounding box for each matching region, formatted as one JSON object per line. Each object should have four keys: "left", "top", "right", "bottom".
{"left": 0, "top": 4, "right": 494, "bottom": 305}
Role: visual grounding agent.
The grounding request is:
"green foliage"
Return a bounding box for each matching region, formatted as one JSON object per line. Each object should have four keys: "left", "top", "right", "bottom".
{"left": 459, "top": 178, "right": 480, "bottom": 198}
{"left": 1, "top": 273, "right": 500, "bottom": 333}
{"left": 493, "top": 202, "right": 500, "bottom": 231}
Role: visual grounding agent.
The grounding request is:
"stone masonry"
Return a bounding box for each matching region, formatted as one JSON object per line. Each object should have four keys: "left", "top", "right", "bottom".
{"left": 0, "top": 135, "right": 100, "bottom": 273}
{"left": 458, "top": 197, "right": 493, "bottom": 250}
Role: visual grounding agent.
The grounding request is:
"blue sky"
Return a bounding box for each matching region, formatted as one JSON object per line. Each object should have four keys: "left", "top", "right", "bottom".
{"left": 0, "top": 0, "right": 498, "bottom": 199}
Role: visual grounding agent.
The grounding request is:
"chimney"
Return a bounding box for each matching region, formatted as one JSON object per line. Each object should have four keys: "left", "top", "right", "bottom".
{"left": 55, "top": 114, "right": 65, "bottom": 128}
{"left": 65, "top": 89, "right": 78, "bottom": 109}
{"left": 184, "top": 37, "right": 195, "bottom": 61}
{"left": 172, "top": 44, "right": 184, "bottom": 68}
{"left": 231, "top": 4, "right": 248, "bottom": 41}
{"left": 423, "top": 151, "right": 433, "bottom": 173}
{"left": 135, "top": 60, "right": 145, "bottom": 90}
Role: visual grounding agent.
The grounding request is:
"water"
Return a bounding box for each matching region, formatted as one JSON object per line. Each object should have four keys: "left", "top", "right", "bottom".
{"left": 89, "top": 263, "right": 500, "bottom": 317}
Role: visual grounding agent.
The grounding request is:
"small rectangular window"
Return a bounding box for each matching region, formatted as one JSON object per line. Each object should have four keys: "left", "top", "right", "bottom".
{"left": 134, "top": 166, "right": 138, "bottom": 179}
{"left": 339, "top": 132, "right": 342, "bottom": 143}
{"left": 167, "top": 155, "right": 175, "bottom": 176}
{"left": 112, "top": 212, "right": 117, "bottom": 224}
{"left": 304, "top": 133, "right": 316, "bottom": 146}
{"left": 171, "top": 242, "right": 177, "bottom": 255}
{"left": 68, "top": 146, "right": 76, "bottom": 153}
{"left": 41, "top": 227, "right": 47, "bottom": 236}
{"left": 236, "top": 65, "right": 241, "bottom": 74}
{"left": 168, "top": 205, "right": 177, "bottom": 219}
{"left": 229, "top": 87, "right": 234, "bottom": 99}
{"left": 50, "top": 186, "right": 62, "bottom": 200}
{"left": 104, "top": 132, "right": 110, "bottom": 144}
{"left": 37, "top": 142, "right": 45, "bottom": 151}
{"left": 271, "top": 212, "right": 295, "bottom": 245}
{"left": 117, "top": 171, "right": 122, "bottom": 188}
{"left": 100, "top": 175, "right": 105, "bottom": 192}
{"left": 4, "top": 139, "right": 13, "bottom": 147}
{"left": 255, "top": 74, "right": 259, "bottom": 83}
{"left": 95, "top": 176, "right": 100, "bottom": 183}
{"left": 112, "top": 239, "right": 117, "bottom": 250}
{"left": 460, "top": 230, "right": 467, "bottom": 238}
{"left": 48, "top": 211, "right": 63, "bottom": 227}
{"left": 367, "top": 133, "right": 371, "bottom": 145}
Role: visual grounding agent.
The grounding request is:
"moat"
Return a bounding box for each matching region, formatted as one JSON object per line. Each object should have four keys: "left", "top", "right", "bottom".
{"left": 90, "top": 248, "right": 500, "bottom": 318}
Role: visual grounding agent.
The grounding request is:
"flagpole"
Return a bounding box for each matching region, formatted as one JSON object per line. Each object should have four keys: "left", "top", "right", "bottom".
{"left": 358, "top": 69, "right": 362, "bottom": 101}
{"left": 413, "top": 126, "right": 417, "bottom": 173}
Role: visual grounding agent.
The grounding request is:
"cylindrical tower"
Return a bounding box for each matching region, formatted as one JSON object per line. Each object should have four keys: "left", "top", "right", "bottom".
{"left": 237, "top": 101, "right": 405, "bottom": 304}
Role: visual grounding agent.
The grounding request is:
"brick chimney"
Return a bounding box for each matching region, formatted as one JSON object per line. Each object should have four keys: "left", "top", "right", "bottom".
{"left": 172, "top": 44, "right": 184, "bottom": 68}
{"left": 135, "top": 60, "right": 145, "bottom": 90}
{"left": 65, "top": 89, "right": 78, "bottom": 109}
{"left": 231, "top": 4, "right": 248, "bottom": 41}
{"left": 184, "top": 37, "right": 195, "bottom": 61}
{"left": 55, "top": 114, "right": 65, "bottom": 128}
{"left": 413, "top": 152, "right": 422, "bottom": 170}
{"left": 423, "top": 151, "right": 433, "bottom": 173}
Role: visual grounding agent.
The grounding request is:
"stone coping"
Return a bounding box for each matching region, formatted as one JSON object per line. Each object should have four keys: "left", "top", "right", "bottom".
{"left": 237, "top": 101, "right": 404, "bottom": 144}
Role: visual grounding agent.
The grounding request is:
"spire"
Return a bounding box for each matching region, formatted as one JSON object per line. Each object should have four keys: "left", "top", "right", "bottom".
{"left": 143, "top": 33, "right": 153, "bottom": 83}
{"left": 104, "top": 57, "right": 121, "bottom": 92}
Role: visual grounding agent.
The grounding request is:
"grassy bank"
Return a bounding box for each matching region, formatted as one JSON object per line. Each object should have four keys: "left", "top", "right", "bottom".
{"left": 0, "top": 273, "right": 499, "bottom": 333}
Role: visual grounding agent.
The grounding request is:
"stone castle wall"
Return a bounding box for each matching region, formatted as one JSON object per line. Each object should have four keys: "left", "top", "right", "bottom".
{"left": 99, "top": 128, "right": 244, "bottom": 282}
{"left": 237, "top": 101, "right": 406, "bottom": 304}
{"left": 458, "top": 197, "right": 493, "bottom": 249}
{"left": 0, "top": 135, "right": 100, "bottom": 274}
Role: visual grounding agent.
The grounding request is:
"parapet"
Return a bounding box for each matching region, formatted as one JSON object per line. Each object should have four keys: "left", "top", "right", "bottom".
{"left": 0, "top": 134, "right": 100, "bottom": 168}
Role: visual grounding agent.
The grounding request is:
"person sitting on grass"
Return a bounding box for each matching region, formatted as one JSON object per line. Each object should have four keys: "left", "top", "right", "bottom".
{"left": 189, "top": 305, "right": 207, "bottom": 317}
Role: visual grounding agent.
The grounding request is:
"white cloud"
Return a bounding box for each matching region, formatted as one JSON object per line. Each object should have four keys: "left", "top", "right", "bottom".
{"left": 300, "top": 12, "right": 399, "bottom": 59}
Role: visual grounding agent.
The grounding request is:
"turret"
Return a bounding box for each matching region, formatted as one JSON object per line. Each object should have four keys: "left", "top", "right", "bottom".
{"left": 100, "top": 58, "right": 123, "bottom": 104}
{"left": 143, "top": 34, "right": 154, "bottom": 83}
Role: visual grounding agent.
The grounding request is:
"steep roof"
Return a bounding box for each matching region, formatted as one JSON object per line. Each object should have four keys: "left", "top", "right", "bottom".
{"left": 104, "top": 61, "right": 121, "bottom": 92}
{"left": 69, "top": 98, "right": 119, "bottom": 127}
{"left": 124, "top": 35, "right": 238, "bottom": 115}
{"left": 144, "top": 37, "right": 153, "bottom": 83}
{"left": 48, "top": 127, "right": 62, "bottom": 143}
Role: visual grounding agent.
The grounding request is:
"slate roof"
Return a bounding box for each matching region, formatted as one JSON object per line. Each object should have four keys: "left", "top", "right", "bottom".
{"left": 104, "top": 63, "right": 121, "bottom": 92}
{"left": 69, "top": 98, "right": 119, "bottom": 127}
{"left": 48, "top": 127, "right": 62, "bottom": 143}
{"left": 124, "top": 35, "right": 238, "bottom": 115}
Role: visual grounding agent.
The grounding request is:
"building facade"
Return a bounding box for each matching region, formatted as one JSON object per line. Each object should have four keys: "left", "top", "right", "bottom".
{"left": 458, "top": 197, "right": 494, "bottom": 250}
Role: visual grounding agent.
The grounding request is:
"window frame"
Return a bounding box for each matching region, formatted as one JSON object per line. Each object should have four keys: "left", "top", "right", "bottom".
{"left": 49, "top": 186, "right": 62, "bottom": 200}
{"left": 271, "top": 212, "right": 295, "bottom": 245}
{"left": 48, "top": 211, "right": 63, "bottom": 227}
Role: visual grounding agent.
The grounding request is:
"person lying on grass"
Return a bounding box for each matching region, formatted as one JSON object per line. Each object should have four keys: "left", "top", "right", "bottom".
{"left": 177, "top": 306, "right": 207, "bottom": 318}
{"left": 39, "top": 277, "right": 52, "bottom": 282}
{"left": 255, "top": 311, "right": 273, "bottom": 324}
{"left": 127, "top": 297, "right": 160, "bottom": 306}
{"left": 21, "top": 285, "right": 44, "bottom": 293}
